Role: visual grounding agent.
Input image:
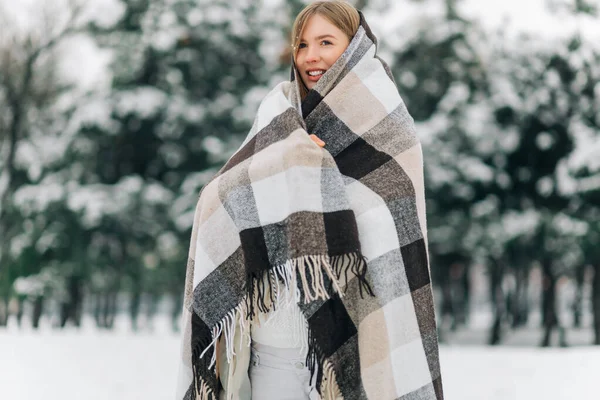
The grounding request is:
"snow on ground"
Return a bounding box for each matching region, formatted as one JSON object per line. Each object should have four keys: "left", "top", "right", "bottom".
{"left": 1, "top": 319, "right": 599, "bottom": 400}
{"left": 441, "top": 345, "right": 600, "bottom": 400}
{"left": 0, "top": 329, "right": 180, "bottom": 400}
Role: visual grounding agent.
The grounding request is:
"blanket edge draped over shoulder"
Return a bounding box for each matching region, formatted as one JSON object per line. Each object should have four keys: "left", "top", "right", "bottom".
{"left": 177, "top": 12, "right": 444, "bottom": 400}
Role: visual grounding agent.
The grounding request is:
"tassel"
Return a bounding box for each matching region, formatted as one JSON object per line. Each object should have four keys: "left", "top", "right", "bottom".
{"left": 193, "top": 251, "right": 371, "bottom": 399}
{"left": 353, "top": 253, "right": 374, "bottom": 298}
{"left": 305, "top": 326, "right": 343, "bottom": 399}
{"left": 197, "top": 252, "right": 373, "bottom": 368}
{"left": 191, "top": 362, "right": 217, "bottom": 400}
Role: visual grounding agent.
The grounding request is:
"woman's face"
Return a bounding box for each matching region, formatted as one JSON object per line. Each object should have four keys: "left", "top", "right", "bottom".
{"left": 296, "top": 14, "right": 350, "bottom": 91}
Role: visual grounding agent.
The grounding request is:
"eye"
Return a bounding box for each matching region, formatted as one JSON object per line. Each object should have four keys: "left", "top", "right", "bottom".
{"left": 298, "top": 42, "right": 307, "bottom": 49}
{"left": 320, "top": 40, "right": 332, "bottom": 46}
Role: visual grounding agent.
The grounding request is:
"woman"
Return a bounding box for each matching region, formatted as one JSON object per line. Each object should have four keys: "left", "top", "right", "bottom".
{"left": 176, "top": 2, "right": 444, "bottom": 400}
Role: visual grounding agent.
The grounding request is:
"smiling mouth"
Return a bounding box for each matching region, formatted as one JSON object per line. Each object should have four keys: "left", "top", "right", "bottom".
{"left": 306, "top": 70, "right": 326, "bottom": 82}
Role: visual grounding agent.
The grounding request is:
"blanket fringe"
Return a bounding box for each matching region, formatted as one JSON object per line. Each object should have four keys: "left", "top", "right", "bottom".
{"left": 307, "top": 319, "right": 344, "bottom": 400}
{"left": 193, "top": 252, "right": 371, "bottom": 398}
{"left": 192, "top": 363, "right": 217, "bottom": 400}
{"left": 322, "top": 359, "right": 343, "bottom": 400}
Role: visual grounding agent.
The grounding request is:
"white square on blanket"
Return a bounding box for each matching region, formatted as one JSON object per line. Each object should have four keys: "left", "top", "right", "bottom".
{"left": 383, "top": 294, "right": 422, "bottom": 348}
{"left": 254, "top": 82, "right": 293, "bottom": 134}
{"left": 390, "top": 338, "right": 432, "bottom": 397}
{"left": 192, "top": 244, "right": 216, "bottom": 287}
{"left": 252, "top": 166, "right": 323, "bottom": 225}
{"left": 324, "top": 71, "right": 388, "bottom": 135}
{"left": 355, "top": 204, "right": 399, "bottom": 261}
{"left": 353, "top": 60, "right": 402, "bottom": 115}
{"left": 197, "top": 205, "right": 240, "bottom": 269}
{"left": 344, "top": 177, "right": 386, "bottom": 217}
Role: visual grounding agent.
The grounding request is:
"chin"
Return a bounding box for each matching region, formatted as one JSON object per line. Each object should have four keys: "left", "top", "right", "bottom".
{"left": 301, "top": 79, "right": 314, "bottom": 91}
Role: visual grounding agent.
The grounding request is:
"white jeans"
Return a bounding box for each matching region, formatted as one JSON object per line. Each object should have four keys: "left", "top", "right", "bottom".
{"left": 249, "top": 343, "right": 316, "bottom": 400}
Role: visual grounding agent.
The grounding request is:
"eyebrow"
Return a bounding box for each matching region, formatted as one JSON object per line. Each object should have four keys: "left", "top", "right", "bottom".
{"left": 300, "top": 34, "right": 337, "bottom": 41}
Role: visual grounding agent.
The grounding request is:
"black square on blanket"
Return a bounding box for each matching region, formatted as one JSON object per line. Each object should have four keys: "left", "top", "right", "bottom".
{"left": 308, "top": 294, "right": 358, "bottom": 358}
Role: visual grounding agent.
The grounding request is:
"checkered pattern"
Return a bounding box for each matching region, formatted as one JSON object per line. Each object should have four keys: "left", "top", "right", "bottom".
{"left": 177, "top": 12, "right": 443, "bottom": 400}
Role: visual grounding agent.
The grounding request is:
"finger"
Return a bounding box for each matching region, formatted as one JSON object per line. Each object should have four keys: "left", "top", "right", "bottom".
{"left": 309, "top": 134, "right": 326, "bottom": 148}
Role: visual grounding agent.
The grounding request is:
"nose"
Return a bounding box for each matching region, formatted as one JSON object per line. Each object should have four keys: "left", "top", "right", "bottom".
{"left": 305, "top": 45, "right": 320, "bottom": 63}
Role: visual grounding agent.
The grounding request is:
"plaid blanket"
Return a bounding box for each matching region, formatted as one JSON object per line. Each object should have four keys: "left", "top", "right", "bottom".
{"left": 177, "top": 13, "right": 443, "bottom": 400}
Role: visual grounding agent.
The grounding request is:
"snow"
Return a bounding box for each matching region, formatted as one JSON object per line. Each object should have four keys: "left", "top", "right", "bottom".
{"left": 366, "top": 0, "right": 600, "bottom": 51}
{"left": 459, "top": 0, "right": 600, "bottom": 45}
{"left": 441, "top": 345, "right": 600, "bottom": 400}
{"left": 1, "top": 323, "right": 599, "bottom": 400}
{"left": 567, "top": 120, "right": 600, "bottom": 171}
{"left": 13, "top": 180, "right": 65, "bottom": 215}
{"left": 0, "top": 0, "right": 121, "bottom": 92}
{"left": 64, "top": 176, "right": 158, "bottom": 229}
{"left": 502, "top": 210, "right": 541, "bottom": 239}
{"left": 0, "top": 328, "right": 180, "bottom": 400}
{"left": 2, "top": 1, "right": 599, "bottom": 397}
{"left": 364, "top": 0, "right": 600, "bottom": 54}
{"left": 143, "top": 182, "right": 175, "bottom": 205}
{"left": 57, "top": 34, "right": 114, "bottom": 92}
{"left": 116, "top": 87, "right": 168, "bottom": 119}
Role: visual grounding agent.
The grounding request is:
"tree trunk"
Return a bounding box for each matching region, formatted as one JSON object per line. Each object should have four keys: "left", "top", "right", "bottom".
{"left": 511, "top": 266, "right": 530, "bottom": 329}
{"left": 16, "top": 296, "right": 25, "bottom": 327}
{"left": 437, "top": 254, "right": 467, "bottom": 335}
{"left": 129, "top": 260, "right": 143, "bottom": 332}
{"left": 449, "top": 262, "right": 466, "bottom": 331}
{"left": 572, "top": 264, "right": 586, "bottom": 329}
{"left": 145, "top": 293, "right": 160, "bottom": 332}
{"left": 0, "top": 94, "right": 24, "bottom": 281}
{"left": 445, "top": 0, "right": 459, "bottom": 19}
{"left": 457, "top": 262, "right": 470, "bottom": 327}
{"left": 102, "top": 291, "right": 118, "bottom": 329}
{"left": 592, "top": 263, "right": 600, "bottom": 345}
{"left": 0, "top": 271, "right": 13, "bottom": 327}
{"left": 94, "top": 292, "right": 103, "bottom": 328}
{"left": 488, "top": 257, "right": 505, "bottom": 345}
{"left": 354, "top": 0, "right": 369, "bottom": 10}
{"left": 171, "top": 291, "right": 183, "bottom": 333}
{"left": 130, "top": 289, "right": 141, "bottom": 332}
{"left": 0, "top": 296, "right": 8, "bottom": 327}
{"left": 540, "top": 258, "right": 555, "bottom": 346}
{"left": 59, "top": 275, "right": 83, "bottom": 328}
{"left": 32, "top": 296, "right": 44, "bottom": 329}
{"left": 540, "top": 258, "right": 566, "bottom": 347}
{"left": 440, "top": 274, "right": 454, "bottom": 333}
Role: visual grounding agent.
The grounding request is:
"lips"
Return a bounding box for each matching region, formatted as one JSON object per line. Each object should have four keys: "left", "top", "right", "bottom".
{"left": 306, "top": 69, "right": 326, "bottom": 82}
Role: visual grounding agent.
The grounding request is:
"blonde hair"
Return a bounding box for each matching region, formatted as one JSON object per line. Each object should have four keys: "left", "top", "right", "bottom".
{"left": 291, "top": 1, "right": 360, "bottom": 61}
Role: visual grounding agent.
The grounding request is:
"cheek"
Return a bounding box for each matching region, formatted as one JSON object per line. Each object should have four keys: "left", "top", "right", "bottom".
{"left": 327, "top": 48, "right": 345, "bottom": 65}
{"left": 325, "top": 52, "right": 341, "bottom": 65}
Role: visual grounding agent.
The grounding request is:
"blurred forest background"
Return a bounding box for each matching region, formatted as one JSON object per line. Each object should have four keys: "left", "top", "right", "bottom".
{"left": 0, "top": 0, "right": 599, "bottom": 348}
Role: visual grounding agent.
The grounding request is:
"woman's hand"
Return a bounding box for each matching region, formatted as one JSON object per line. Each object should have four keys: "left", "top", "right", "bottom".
{"left": 309, "top": 134, "right": 326, "bottom": 148}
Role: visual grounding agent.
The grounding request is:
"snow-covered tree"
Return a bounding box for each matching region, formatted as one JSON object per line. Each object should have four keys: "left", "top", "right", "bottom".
{"left": 0, "top": 0, "right": 89, "bottom": 326}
